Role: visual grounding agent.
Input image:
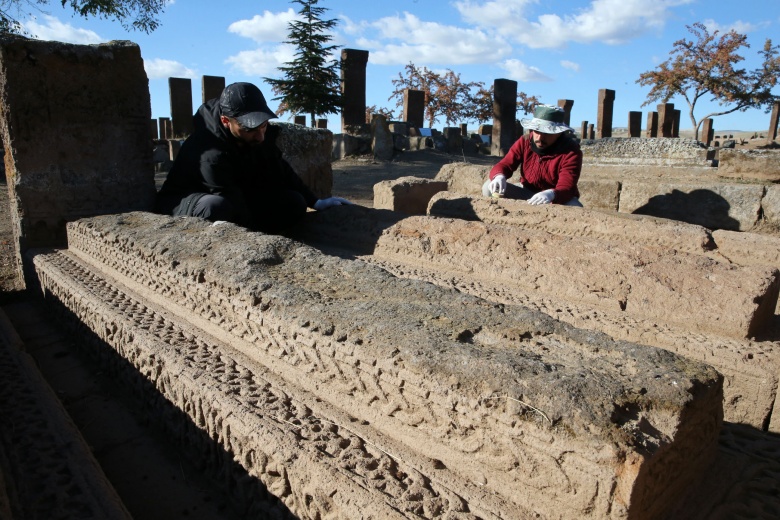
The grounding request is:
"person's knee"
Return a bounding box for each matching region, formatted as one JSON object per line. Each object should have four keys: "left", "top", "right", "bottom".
{"left": 192, "top": 194, "right": 236, "bottom": 221}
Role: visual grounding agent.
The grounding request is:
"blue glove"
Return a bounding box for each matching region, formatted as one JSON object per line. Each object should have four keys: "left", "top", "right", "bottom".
{"left": 528, "top": 189, "right": 555, "bottom": 205}
{"left": 314, "top": 197, "right": 352, "bottom": 211}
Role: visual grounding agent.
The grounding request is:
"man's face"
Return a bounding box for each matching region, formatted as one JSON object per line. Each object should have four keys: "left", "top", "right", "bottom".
{"left": 221, "top": 116, "right": 268, "bottom": 147}
{"left": 530, "top": 129, "right": 561, "bottom": 150}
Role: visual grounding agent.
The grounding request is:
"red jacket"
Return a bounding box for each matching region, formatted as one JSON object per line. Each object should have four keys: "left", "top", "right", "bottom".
{"left": 489, "top": 134, "right": 582, "bottom": 204}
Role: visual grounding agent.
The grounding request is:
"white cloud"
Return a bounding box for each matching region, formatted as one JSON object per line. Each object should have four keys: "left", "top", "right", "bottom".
{"left": 362, "top": 12, "right": 508, "bottom": 65}
{"left": 228, "top": 9, "right": 298, "bottom": 43}
{"left": 456, "top": 0, "right": 696, "bottom": 49}
{"left": 225, "top": 44, "right": 296, "bottom": 76}
{"left": 144, "top": 58, "right": 197, "bottom": 80}
{"left": 500, "top": 58, "right": 552, "bottom": 82}
{"left": 23, "top": 15, "right": 102, "bottom": 44}
{"left": 701, "top": 18, "right": 764, "bottom": 36}
{"left": 560, "top": 60, "right": 580, "bottom": 72}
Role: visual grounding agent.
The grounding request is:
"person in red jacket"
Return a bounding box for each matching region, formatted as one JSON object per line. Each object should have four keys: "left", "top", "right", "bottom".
{"left": 483, "top": 104, "right": 583, "bottom": 206}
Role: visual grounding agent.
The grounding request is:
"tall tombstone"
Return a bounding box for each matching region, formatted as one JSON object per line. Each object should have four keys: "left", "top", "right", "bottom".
{"left": 294, "top": 115, "right": 306, "bottom": 126}
{"left": 403, "top": 89, "right": 425, "bottom": 129}
{"left": 657, "top": 103, "right": 674, "bottom": 137}
{"left": 767, "top": 101, "right": 780, "bottom": 143}
{"left": 596, "top": 89, "right": 615, "bottom": 138}
{"left": 0, "top": 36, "right": 155, "bottom": 285}
{"left": 169, "top": 77, "right": 194, "bottom": 138}
{"left": 628, "top": 111, "right": 642, "bottom": 138}
{"left": 672, "top": 109, "right": 681, "bottom": 138}
{"left": 317, "top": 118, "right": 328, "bottom": 129}
{"left": 701, "top": 118, "right": 714, "bottom": 146}
{"left": 202, "top": 75, "right": 225, "bottom": 103}
{"left": 150, "top": 119, "right": 159, "bottom": 140}
{"left": 158, "top": 117, "right": 171, "bottom": 139}
{"left": 557, "top": 99, "right": 574, "bottom": 126}
{"left": 491, "top": 78, "right": 517, "bottom": 156}
{"left": 588, "top": 123, "right": 595, "bottom": 140}
{"left": 163, "top": 118, "right": 173, "bottom": 140}
{"left": 580, "top": 121, "right": 588, "bottom": 140}
{"left": 340, "top": 48, "right": 369, "bottom": 134}
{"left": 646, "top": 112, "right": 658, "bottom": 138}
{"left": 460, "top": 123, "right": 468, "bottom": 137}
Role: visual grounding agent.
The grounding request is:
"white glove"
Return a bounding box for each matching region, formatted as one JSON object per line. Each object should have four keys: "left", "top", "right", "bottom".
{"left": 528, "top": 189, "right": 555, "bottom": 205}
{"left": 314, "top": 197, "right": 352, "bottom": 211}
{"left": 489, "top": 175, "right": 507, "bottom": 195}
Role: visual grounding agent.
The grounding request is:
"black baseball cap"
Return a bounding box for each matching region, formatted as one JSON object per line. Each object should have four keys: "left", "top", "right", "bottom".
{"left": 219, "top": 82, "right": 277, "bottom": 129}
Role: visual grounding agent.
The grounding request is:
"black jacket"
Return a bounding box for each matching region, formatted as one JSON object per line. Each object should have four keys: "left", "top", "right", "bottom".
{"left": 156, "top": 99, "right": 317, "bottom": 228}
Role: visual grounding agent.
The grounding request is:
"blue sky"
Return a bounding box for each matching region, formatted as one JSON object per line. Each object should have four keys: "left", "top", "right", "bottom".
{"left": 20, "top": 0, "right": 780, "bottom": 132}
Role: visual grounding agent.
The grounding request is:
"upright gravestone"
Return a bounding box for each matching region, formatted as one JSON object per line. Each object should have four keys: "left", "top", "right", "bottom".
{"left": 672, "top": 109, "right": 681, "bottom": 138}
{"left": 403, "top": 89, "right": 425, "bottom": 130}
{"left": 491, "top": 78, "right": 517, "bottom": 156}
{"left": 657, "top": 103, "right": 674, "bottom": 138}
{"left": 169, "top": 77, "right": 193, "bottom": 138}
{"left": 588, "top": 123, "right": 595, "bottom": 140}
{"left": 646, "top": 112, "right": 658, "bottom": 138}
{"left": 767, "top": 101, "right": 779, "bottom": 143}
{"left": 317, "top": 119, "right": 328, "bottom": 129}
{"left": 596, "top": 89, "right": 615, "bottom": 139}
{"left": 158, "top": 117, "right": 171, "bottom": 139}
{"left": 701, "top": 118, "right": 714, "bottom": 146}
{"left": 580, "top": 121, "right": 588, "bottom": 140}
{"left": 340, "top": 49, "right": 369, "bottom": 134}
{"left": 557, "top": 99, "right": 574, "bottom": 126}
{"left": 628, "top": 111, "right": 642, "bottom": 138}
{"left": 150, "top": 119, "right": 159, "bottom": 140}
{"left": 294, "top": 115, "right": 306, "bottom": 126}
{"left": 0, "top": 36, "right": 155, "bottom": 285}
{"left": 202, "top": 75, "right": 225, "bottom": 103}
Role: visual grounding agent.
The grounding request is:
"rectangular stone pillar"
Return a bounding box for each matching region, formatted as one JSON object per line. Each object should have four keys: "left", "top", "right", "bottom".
{"left": 0, "top": 37, "right": 156, "bottom": 283}
{"left": 340, "top": 49, "right": 369, "bottom": 134}
{"left": 673, "top": 109, "right": 681, "bottom": 138}
{"left": 460, "top": 123, "right": 468, "bottom": 136}
{"left": 169, "top": 77, "right": 193, "bottom": 138}
{"left": 701, "top": 118, "right": 714, "bottom": 146}
{"left": 294, "top": 115, "right": 306, "bottom": 126}
{"left": 767, "top": 101, "right": 780, "bottom": 143}
{"left": 580, "top": 121, "right": 588, "bottom": 140}
{"left": 158, "top": 117, "right": 171, "bottom": 139}
{"left": 316, "top": 118, "right": 328, "bottom": 129}
{"left": 557, "top": 99, "right": 574, "bottom": 126}
{"left": 491, "top": 78, "right": 517, "bottom": 156}
{"left": 628, "top": 111, "right": 642, "bottom": 137}
{"left": 403, "top": 89, "right": 425, "bottom": 129}
{"left": 657, "top": 103, "right": 674, "bottom": 137}
{"left": 588, "top": 123, "right": 595, "bottom": 140}
{"left": 202, "top": 75, "right": 225, "bottom": 103}
{"left": 150, "top": 119, "right": 159, "bottom": 140}
{"left": 597, "top": 89, "right": 615, "bottom": 139}
{"left": 646, "top": 112, "right": 658, "bottom": 138}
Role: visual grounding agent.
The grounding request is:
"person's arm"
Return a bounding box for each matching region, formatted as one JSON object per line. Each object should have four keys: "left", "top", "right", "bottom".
{"left": 488, "top": 137, "right": 525, "bottom": 181}
{"left": 550, "top": 148, "right": 582, "bottom": 204}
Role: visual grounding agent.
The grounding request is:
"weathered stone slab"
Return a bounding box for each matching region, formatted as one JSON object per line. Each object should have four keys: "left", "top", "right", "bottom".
{"left": 618, "top": 182, "right": 764, "bottom": 231}
{"left": 275, "top": 122, "right": 332, "bottom": 199}
{"left": 577, "top": 179, "right": 620, "bottom": 211}
{"left": 331, "top": 133, "right": 370, "bottom": 160}
{"left": 373, "top": 176, "right": 448, "bottom": 215}
{"left": 34, "top": 212, "right": 724, "bottom": 520}
{"left": 427, "top": 192, "right": 715, "bottom": 254}
{"left": 717, "top": 149, "right": 780, "bottom": 182}
{"left": 763, "top": 185, "right": 780, "bottom": 228}
{"left": 375, "top": 215, "right": 778, "bottom": 339}
{"left": 0, "top": 308, "right": 131, "bottom": 519}
{"left": 433, "top": 162, "right": 489, "bottom": 196}
{"left": 0, "top": 35, "right": 155, "bottom": 257}
{"left": 712, "top": 229, "right": 780, "bottom": 268}
{"left": 580, "top": 138, "right": 709, "bottom": 165}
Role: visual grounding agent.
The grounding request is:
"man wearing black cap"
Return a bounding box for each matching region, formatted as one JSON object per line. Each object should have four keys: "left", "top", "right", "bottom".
{"left": 155, "top": 82, "right": 350, "bottom": 232}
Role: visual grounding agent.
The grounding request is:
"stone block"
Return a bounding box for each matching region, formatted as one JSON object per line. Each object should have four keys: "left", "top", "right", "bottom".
{"left": 426, "top": 192, "right": 715, "bottom": 254}
{"left": 373, "top": 176, "right": 447, "bottom": 215}
{"left": 618, "top": 182, "right": 764, "bottom": 231}
{"left": 764, "top": 184, "right": 780, "bottom": 227}
{"left": 578, "top": 179, "right": 621, "bottom": 211}
{"left": 371, "top": 114, "right": 393, "bottom": 160}
{"left": 33, "top": 212, "right": 724, "bottom": 520}
{"left": 581, "top": 138, "right": 709, "bottom": 165}
{"left": 433, "top": 162, "right": 490, "bottom": 196}
{"left": 274, "top": 122, "right": 332, "bottom": 199}
{"left": 712, "top": 229, "right": 780, "bottom": 268}
{"left": 717, "top": 149, "right": 780, "bottom": 182}
{"left": 332, "top": 133, "right": 370, "bottom": 160}
{"left": 377, "top": 215, "right": 777, "bottom": 339}
{"left": 407, "top": 136, "right": 429, "bottom": 151}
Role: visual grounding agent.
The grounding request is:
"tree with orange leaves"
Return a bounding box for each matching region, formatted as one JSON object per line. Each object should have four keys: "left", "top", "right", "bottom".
{"left": 637, "top": 22, "right": 780, "bottom": 141}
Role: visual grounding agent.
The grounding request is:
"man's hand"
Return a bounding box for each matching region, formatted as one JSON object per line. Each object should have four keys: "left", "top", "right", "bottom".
{"left": 528, "top": 189, "right": 555, "bottom": 205}
{"left": 489, "top": 175, "right": 507, "bottom": 196}
{"left": 314, "top": 197, "right": 353, "bottom": 211}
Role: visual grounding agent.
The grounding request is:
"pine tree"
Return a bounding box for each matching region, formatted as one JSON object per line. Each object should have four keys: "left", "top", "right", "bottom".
{"left": 264, "top": 0, "right": 342, "bottom": 128}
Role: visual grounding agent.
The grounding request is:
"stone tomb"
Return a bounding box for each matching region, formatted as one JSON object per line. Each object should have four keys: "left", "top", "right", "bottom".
{"left": 30, "top": 212, "right": 722, "bottom": 519}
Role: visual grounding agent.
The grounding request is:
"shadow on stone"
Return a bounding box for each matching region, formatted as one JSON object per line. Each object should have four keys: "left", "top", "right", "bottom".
{"left": 633, "top": 189, "right": 741, "bottom": 231}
